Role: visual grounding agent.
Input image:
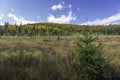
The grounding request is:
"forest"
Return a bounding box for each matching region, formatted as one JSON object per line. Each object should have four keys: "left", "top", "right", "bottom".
{"left": 0, "top": 22, "right": 120, "bottom": 36}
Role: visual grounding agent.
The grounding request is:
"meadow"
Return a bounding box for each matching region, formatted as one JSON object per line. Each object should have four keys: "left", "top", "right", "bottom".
{"left": 0, "top": 36, "right": 120, "bottom": 80}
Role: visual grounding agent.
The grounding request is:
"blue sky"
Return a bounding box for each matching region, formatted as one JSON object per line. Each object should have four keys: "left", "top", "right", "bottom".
{"left": 0, "top": 0, "right": 120, "bottom": 25}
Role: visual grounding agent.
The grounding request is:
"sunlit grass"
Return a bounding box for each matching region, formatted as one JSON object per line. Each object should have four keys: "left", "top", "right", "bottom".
{"left": 0, "top": 36, "right": 120, "bottom": 80}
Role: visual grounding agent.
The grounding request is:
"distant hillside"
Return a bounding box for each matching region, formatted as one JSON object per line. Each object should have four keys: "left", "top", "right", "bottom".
{"left": 0, "top": 22, "right": 120, "bottom": 36}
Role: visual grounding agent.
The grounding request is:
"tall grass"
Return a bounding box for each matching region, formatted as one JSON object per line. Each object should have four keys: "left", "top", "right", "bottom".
{"left": 0, "top": 36, "right": 120, "bottom": 80}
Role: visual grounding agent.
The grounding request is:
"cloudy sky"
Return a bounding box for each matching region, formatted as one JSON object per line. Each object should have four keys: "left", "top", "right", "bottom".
{"left": 0, "top": 0, "right": 120, "bottom": 25}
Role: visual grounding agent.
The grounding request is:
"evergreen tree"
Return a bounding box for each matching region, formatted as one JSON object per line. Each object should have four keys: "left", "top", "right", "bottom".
{"left": 75, "top": 26, "right": 105, "bottom": 80}
{"left": 4, "top": 22, "right": 9, "bottom": 36}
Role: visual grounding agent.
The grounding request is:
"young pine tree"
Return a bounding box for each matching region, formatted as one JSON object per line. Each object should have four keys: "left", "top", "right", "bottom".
{"left": 75, "top": 26, "right": 105, "bottom": 80}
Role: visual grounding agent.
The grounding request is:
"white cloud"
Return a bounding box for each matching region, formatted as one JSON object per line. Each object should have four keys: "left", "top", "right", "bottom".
{"left": 11, "top": 8, "right": 15, "bottom": 12}
{"left": 47, "top": 11, "right": 76, "bottom": 23}
{"left": 62, "top": 1, "right": 65, "bottom": 4}
{"left": 0, "top": 13, "right": 4, "bottom": 20}
{"left": 37, "top": 16, "right": 40, "bottom": 18}
{"left": 112, "top": 21, "right": 120, "bottom": 24}
{"left": 8, "top": 13, "right": 37, "bottom": 24}
{"left": 68, "top": 4, "right": 72, "bottom": 8}
{"left": 77, "top": 8, "right": 80, "bottom": 11}
{"left": 0, "top": 13, "right": 5, "bottom": 25}
{"left": 81, "top": 12, "right": 120, "bottom": 25}
{"left": 51, "top": 3, "right": 63, "bottom": 10}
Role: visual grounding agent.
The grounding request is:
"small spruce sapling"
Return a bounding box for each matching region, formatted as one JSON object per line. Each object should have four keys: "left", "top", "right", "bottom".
{"left": 75, "top": 26, "right": 105, "bottom": 80}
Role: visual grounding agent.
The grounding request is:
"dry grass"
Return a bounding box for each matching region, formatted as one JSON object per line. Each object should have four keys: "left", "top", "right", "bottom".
{"left": 0, "top": 36, "right": 120, "bottom": 61}
{"left": 0, "top": 36, "right": 120, "bottom": 80}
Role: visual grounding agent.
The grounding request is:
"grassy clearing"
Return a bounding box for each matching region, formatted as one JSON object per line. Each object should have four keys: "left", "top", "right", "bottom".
{"left": 0, "top": 36, "right": 120, "bottom": 80}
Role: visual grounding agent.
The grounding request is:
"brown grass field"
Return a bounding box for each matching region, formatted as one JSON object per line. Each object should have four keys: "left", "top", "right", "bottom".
{"left": 0, "top": 36, "right": 120, "bottom": 80}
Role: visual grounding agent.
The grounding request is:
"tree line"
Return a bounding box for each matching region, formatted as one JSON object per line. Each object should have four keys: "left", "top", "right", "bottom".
{"left": 0, "top": 22, "right": 120, "bottom": 36}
